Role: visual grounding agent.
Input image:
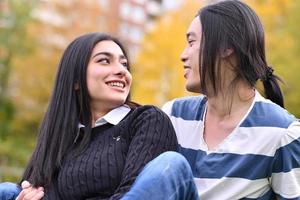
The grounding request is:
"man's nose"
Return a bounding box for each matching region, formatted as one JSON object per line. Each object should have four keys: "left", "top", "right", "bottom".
{"left": 180, "top": 48, "right": 188, "bottom": 62}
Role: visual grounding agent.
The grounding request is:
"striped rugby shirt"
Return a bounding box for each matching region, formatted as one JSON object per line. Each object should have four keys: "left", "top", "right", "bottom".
{"left": 162, "top": 91, "right": 300, "bottom": 200}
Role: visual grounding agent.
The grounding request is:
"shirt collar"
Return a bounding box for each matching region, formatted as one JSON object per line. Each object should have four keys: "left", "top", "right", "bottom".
{"left": 94, "top": 105, "right": 131, "bottom": 127}
{"left": 78, "top": 105, "right": 131, "bottom": 129}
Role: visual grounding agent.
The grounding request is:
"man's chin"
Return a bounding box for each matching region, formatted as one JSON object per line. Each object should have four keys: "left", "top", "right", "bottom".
{"left": 185, "top": 84, "right": 201, "bottom": 93}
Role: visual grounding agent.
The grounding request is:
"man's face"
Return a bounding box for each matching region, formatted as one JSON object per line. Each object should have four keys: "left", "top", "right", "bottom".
{"left": 180, "top": 17, "right": 202, "bottom": 93}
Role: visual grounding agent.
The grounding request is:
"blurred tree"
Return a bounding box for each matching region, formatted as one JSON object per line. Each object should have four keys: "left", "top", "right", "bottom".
{"left": 0, "top": 0, "right": 35, "bottom": 181}
{"left": 1, "top": 0, "right": 103, "bottom": 181}
{"left": 0, "top": 0, "right": 34, "bottom": 140}
{"left": 10, "top": 0, "right": 104, "bottom": 142}
{"left": 246, "top": 0, "right": 300, "bottom": 117}
{"left": 134, "top": 0, "right": 300, "bottom": 117}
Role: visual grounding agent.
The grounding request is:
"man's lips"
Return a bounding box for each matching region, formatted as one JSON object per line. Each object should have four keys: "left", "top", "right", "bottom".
{"left": 184, "top": 66, "right": 191, "bottom": 78}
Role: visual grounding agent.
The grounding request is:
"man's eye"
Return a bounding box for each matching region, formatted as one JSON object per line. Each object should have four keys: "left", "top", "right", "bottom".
{"left": 121, "top": 62, "right": 128, "bottom": 68}
{"left": 188, "top": 40, "right": 195, "bottom": 46}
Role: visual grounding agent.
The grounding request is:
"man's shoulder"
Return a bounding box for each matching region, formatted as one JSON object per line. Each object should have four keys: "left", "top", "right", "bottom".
{"left": 175, "top": 95, "right": 205, "bottom": 103}
{"left": 162, "top": 95, "right": 207, "bottom": 121}
{"left": 163, "top": 95, "right": 205, "bottom": 107}
{"left": 242, "top": 98, "right": 296, "bottom": 129}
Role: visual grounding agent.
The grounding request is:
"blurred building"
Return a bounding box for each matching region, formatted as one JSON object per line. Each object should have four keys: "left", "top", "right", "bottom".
{"left": 98, "top": 0, "right": 181, "bottom": 57}
{"left": 1, "top": 0, "right": 183, "bottom": 57}
{"left": 33, "top": 0, "right": 182, "bottom": 58}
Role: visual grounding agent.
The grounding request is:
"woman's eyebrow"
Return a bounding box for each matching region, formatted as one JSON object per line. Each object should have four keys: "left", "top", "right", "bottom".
{"left": 92, "top": 52, "right": 112, "bottom": 59}
{"left": 92, "top": 52, "right": 127, "bottom": 60}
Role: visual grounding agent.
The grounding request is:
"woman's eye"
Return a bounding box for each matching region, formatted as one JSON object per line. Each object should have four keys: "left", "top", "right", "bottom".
{"left": 98, "top": 58, "right": 109, "bottom": 64}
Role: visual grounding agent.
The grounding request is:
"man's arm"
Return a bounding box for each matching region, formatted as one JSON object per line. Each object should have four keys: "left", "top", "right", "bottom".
{"left": 270, "top": 121, "right": 300, "bottom": 199}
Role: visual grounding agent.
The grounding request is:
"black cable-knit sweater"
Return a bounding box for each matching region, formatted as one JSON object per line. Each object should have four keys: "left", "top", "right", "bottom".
{"left": 44, "top": 105, "right": 178, "bottom": 200}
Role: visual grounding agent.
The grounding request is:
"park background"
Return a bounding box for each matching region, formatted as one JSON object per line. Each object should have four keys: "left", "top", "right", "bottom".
{"left": 1, "top": 0, "right": 299, "bottom": 181}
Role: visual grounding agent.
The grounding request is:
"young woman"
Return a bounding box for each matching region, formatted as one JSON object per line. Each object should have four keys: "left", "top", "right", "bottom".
{"left": 0, "top": 33, "right": 178, "bottom": 200}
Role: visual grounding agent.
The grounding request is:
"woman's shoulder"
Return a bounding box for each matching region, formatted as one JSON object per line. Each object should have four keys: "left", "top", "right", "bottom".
{"left": 130, "top": 105, "right": 167, "bottom": 117}
{"left": 123, "top": 105, "right": 172, "bottom": 126}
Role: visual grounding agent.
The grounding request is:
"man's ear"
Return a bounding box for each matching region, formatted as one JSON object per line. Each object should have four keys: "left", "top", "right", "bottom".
{"left": 221, "top": 48, "right": 234, "bottom": 58}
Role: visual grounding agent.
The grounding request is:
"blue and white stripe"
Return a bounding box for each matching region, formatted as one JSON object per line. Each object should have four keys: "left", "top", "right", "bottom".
{"left": 162, "top": 91, "right": 300, "bottom": 200}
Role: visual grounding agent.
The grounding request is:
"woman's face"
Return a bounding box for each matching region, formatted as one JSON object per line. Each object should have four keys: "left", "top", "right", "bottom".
{"left": 86, "top": 40, "right": 132, "bottom": 110}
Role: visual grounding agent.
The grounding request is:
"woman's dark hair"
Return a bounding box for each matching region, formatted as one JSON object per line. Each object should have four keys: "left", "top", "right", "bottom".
{"left": 22, "top": 33, "right": 138, "bottom": 187}
{"left": 198, "top": 0, "right": 284, "bottom": 107}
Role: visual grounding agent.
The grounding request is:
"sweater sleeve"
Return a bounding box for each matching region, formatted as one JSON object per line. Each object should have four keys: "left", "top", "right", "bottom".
{"left": 43, "top": 180, "right": 63, "bottom": 200}
{"left": 109, "top": 105, "right": 178, "bottom": 199}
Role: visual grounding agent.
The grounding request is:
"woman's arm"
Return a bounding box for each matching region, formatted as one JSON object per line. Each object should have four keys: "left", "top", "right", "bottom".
{"left": 109, "top": 106, "right": 178, "bottom": 199}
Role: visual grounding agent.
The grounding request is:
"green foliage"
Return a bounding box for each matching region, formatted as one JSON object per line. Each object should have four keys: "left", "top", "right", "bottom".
{"left": 0, "top": 0, "right": 35, "bottom": 140}
{"left": 1, "top": 0, "right": 104, "bottom": 181}
{"left": 0, "top": 98, "right": 14, "bottom": 140}
{"left": 0, "top": 0, "right": 36, "bottom": 181}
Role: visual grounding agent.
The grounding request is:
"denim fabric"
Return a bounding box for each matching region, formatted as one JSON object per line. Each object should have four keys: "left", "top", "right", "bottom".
{"left": 122, "top": 151, "right": 199, "bottom": 200}
{"left": 0, "top": 182, "right": 20, "bottom": 200}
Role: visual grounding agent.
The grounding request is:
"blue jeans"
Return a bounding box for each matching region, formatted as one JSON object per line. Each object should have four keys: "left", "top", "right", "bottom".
{"left": 0, "top": 182, "right": 21, "bottom": 200}
{"left": 122, "top": 151, "right": 199, "bottom": 200}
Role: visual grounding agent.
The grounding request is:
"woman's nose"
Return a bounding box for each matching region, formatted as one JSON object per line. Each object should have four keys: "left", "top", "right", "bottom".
{"left": 114, "top": 63, "right": 127, "bottom": 76}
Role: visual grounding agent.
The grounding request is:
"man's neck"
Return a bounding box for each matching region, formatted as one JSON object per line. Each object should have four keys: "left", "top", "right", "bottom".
{"left": 203, "top": 82, "right": 255, "bottom": 150}
{"left": 206, "top": 82, "right": 255, "bottom": 120}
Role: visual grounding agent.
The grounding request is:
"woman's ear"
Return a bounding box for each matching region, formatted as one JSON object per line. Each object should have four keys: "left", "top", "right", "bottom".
{"left": 221, "top": 48, "right": 234, "bottom": 58}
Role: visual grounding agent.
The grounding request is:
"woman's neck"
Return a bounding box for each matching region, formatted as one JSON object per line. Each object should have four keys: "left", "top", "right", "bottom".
{"left": 90, "top": 103, "right": 111, "bottom": 127}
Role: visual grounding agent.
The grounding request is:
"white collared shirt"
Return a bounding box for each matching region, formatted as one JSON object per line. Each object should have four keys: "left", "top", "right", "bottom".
{"left": 79, "top": 105, "right": 131, "bottom": 128}
{"left": 94, "top": 105, "right": 131, "bottom": 127}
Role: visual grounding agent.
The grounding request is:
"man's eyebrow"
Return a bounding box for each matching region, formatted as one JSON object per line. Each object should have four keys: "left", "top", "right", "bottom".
{"left": 119, "top": 54, "right": 127, "bottom": 60}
